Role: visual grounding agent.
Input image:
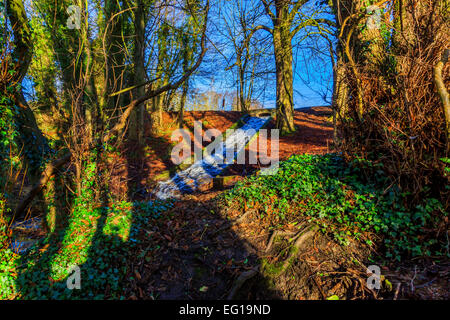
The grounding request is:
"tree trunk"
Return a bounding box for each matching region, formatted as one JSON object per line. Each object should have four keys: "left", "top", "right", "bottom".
{"left": 178, "top": 81, "right": 188, "bottom": 128}
{"left": 104, "top": 0, "right": 127, "bottom": 116}
{"left": 333, "top": 54, "right": 349, "bottom": 120}
{"left": 6, "top": 0, "right": 47, "bottom": 180}
{"left": 273, "top": 26, "right": 295, "bottom": 134}
{"left": 434, "top": 49, "right": 450, "bottom": 147}
{"left": 332, "top": 0, "right": 367, "bottom": 122}
{"left": 238, "top": 63, "right": 247, "bottom": 112}
{"left": 81, "top": 15, "right": 99, "bottom": 142}
{"left": 130, "top": 0, "right": 147, "bottom": 142}
{"left": 150, "top": 92, "right": 164, "bottom": 135}
{"left": 331, "top": 0, "right": 353, "bottom": 120}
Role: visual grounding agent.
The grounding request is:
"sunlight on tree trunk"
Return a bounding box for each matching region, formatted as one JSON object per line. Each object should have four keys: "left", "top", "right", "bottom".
{"left": 273, "top": 22, "right": 295, "bottom": 134}
{"left": 130, "top": 0, "right": 148, "bottom": 143}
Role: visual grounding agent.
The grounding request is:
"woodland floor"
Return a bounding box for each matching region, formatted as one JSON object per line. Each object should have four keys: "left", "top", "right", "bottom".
{"left": 123, "top": 191, "right": 449, "bottom": 300}
{"left": 122, "top": 106, "right": 338, "bottom": 299}
{"left": 115, "top": 106, "right": 334, "bottom": 199}
{"left": 13, "top": 107, "right": 449, "bottom": 300}
{"left": 113, "top": 107, "right": 448, "bottom": 300}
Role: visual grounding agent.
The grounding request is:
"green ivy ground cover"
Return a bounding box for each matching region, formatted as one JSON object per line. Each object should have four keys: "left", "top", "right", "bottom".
{"left": 224, "top": 154, "right": 447, "bottom": 261}
{"left": 0, "top": 198, "right": 173, "bottom": 299}
{"left": 1, "top": 153, "right": 447, "bottom": 299}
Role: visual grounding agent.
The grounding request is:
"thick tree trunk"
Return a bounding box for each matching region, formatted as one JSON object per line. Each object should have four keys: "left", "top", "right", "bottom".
{"left": 331, "top": 0, "right": 352, "bottom": 120}
{"left": 333, "top": 60, "right": 349, "bottom": 119}
{"left": 6, "top": 0, "right": 47, "bottom": 180}
{"left": 332, "top": 0, "right": 370, "bottom": 122}
{"left": 130, "top": 0, "right": 147, "bottom": 142}
{"left": 273, "top": 27, "right": 295, "bottom": 134}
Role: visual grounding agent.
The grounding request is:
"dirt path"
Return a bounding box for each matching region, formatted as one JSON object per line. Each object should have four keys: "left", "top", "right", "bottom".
{"left": 125, "top": 190, "right": 376, "bottom": 300}
{"left": 123, "top": 107, "right": 448, "bottom": 300}
{"left": 109, "top": 107, "right": 334, "bottom": 199}
{"left": 123, "top": 107, "right": 346, "bottom": 299}
{"left": 13, "top": 107, "right": 448, "bottom": 300}
{"left": 125, "top": 192, "right": 259, "bottom": 299}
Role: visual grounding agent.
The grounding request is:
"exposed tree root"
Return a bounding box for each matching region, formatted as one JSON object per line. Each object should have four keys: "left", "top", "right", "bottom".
{"left": 280, "top": 227, "right": 317, "bottom": 274}
{"left": 227, "top": 266, "right": 260, "bottom": 300}
{"left": 265, "top": 230, "right": 296, "bottom": 253}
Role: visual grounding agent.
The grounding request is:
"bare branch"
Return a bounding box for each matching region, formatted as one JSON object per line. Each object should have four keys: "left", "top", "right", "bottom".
{"left": 103, "top": 0, "right": 210, "bottom": 142}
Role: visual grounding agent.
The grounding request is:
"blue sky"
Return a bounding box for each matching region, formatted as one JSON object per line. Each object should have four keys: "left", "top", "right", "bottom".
{"left": 190, "top": 0, "right": 335, "bottom": 110}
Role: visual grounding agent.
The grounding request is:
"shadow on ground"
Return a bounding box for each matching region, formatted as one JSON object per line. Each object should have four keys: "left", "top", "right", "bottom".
{"left": 13, "top": 152, "right": 282, "bottom": 299}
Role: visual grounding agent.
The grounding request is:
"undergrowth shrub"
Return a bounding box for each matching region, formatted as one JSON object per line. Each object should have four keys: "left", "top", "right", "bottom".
{"left": 337, "top": 0, "right": 449, "bottom": 208}
{"left": 0, "top": 197, "right": 173, "bottom": 299}
{"left": 0, "top": 158, "right": 174, "bottom": 299}
{"left": 225, "top": 154, "right": 448, "bottom": 261}
{"left": 0, "top": 37, "right": 21, "bottom": 300}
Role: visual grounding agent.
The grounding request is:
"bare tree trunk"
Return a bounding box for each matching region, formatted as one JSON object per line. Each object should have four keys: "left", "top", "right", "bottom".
{"left": 239, "top": 66, "right": 247, "bottom": 112}
{"left": 178, "top": 81, "right": 188, "bottom": 128}
{"left": 434, "top": 49, "right": 450, "bottom": 147}
{"left": 236, "top": 80, "right": 241, "bottom": 111}
{"left": 130, "top": 0, "right": 147, "bottom": 142}
{"left": 273, "top": 26, "right": 295, "bottom": 134}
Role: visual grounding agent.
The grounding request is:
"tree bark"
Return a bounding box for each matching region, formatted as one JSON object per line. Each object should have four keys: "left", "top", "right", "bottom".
{"left": 331, "top": 0, "right": 353, "bottom": 120}
{"left": 103, "top": 0, "right": 128, "bottom": 123}
{"left": 239, "top": 65, "right": 247, "bottom": 112}
{"left": 178, "top": 81, "right": 188, "bottom": 128}
{"left": 273, "top": 25, "right": 295, "bottom": 134}
{"left": 130, "top": 0, "right": 147, "bottom": 142}
{"left": 434, "top": 49, "right": 450, "bottom": 146}
{"left": 6, "top": 0, "right": 47, "bottom": 180}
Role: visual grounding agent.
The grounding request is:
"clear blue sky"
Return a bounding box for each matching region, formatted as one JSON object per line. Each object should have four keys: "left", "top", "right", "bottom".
{"left": 190, "top": 0, "right": 334, "bottom": 110}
